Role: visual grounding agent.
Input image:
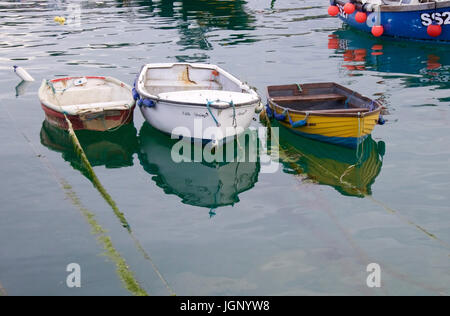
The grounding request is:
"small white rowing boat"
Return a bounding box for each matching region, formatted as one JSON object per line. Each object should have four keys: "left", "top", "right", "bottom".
{"left": 39, "top": 76, "right": 135, "bottom": 131}
{"left": 134, "top": 63, "right": 262, "bottom": 146}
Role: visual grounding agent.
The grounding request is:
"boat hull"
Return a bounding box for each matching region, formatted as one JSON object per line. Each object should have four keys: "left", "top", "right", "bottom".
{"left": 269, "top": 101, "right": 381, "bottom": 148}
{"left": 135, "top": 63, "right": 261, "bottom": 146}
{"left": 39, "top": 76, "right": 136, "bottom": 131}
{"left": 42, "top": 103, "right": 135, "bottom": 131}
{"left": 140, "top": 99, "right": 257, "bottom": 143}
{"left": 334, "top": 0, "right": 450, "bottom": 42}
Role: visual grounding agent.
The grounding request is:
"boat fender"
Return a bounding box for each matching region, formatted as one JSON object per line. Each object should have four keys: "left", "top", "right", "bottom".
{"left": 265, "top": 103, "right": 287, "bottom": 121}
{"left": 427, "top": 24, "right": 442, "bottom": 38}
{"left": 344, "top": 2, "right": 356, "bottom": 15}
{"left": 273, "top": 109, "right": 287, "bottom": 121}
{"left": 287, "top": 111, "right": 309, "bottom": 128}
{"left": 265, "top": 103, "right": 274, "bottom": 119}
{"left": 13, "top": 66, "right": 34, "bottom": 82}
{"left": 355, "top": 11, "right": 367, "bottom": 24}
{"left": 138, "top": 98, "right": 155, "bottom": 108}
{"left": 371, "top": 25, "right": 384, "bottom": 37}
{"left": 132, "top": 88, "right": 140, "bottom": 101}
{"left": 328, "top": 5, "right": 339, "bottom": 17}
{"left": 377, "top": 116, "right": 385, "bottom": 125}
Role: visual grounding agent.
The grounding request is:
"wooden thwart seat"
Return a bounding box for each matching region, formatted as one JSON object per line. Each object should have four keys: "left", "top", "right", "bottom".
{"left": 271, "top": 93, "right": 347, "bottom": 103}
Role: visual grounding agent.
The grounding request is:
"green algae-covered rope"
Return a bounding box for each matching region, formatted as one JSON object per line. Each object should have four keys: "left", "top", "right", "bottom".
{"left": 65, "top": 115, "right": 131, "bottom": 230}
{"left": 64, "top": 115, "right": 175, "bottom": 295}
{"left": 63, "top": 183, "right": 148, "bottom": 296}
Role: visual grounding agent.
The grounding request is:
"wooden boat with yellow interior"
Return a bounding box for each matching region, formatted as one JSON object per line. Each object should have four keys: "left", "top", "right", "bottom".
{"left": 265, "top": 82, "right": 384, "bottom": 148}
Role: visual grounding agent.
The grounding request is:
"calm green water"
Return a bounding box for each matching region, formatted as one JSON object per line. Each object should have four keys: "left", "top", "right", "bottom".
{"left": 1, "top": 0, "right": 449, "bottom": 296}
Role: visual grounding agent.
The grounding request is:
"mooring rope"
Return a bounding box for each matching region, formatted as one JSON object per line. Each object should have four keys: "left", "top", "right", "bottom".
{"left": 44, "top": 81, "right": 175, "bottom": 295}
{"left": 64, "top": 115, "right": 176, "bottom": 296}
{"left": 1, "top": 104, "right": 148, "bottom": 296}
{"left": 303, "top": 180, "right": 446, "bottom": 295}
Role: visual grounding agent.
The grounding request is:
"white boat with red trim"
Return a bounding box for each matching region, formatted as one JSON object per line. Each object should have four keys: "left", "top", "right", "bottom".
{"left": 39, "top": 76, "right": 135, "bottom": 131}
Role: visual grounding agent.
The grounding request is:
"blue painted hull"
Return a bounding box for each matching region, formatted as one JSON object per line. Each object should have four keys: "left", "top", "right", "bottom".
{"left": 333, "top": 1, "right": 450, "bottom": 42}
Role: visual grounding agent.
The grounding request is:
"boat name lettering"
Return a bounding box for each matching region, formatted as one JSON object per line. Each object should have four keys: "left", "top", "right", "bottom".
{"left": 420, "top": 12, "right": 450, "bottom": 26}
{"left": 182, "top": 111, "right": 191, "bottom": 116}
{"left": 231, "top": 110, "right": 248, "bottom": 118}
{"left": 194, "top": 113, "right": 209, "bottom": 118}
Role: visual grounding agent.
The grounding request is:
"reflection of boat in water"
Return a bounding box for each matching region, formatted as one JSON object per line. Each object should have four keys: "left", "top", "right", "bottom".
{"left": 40, "top": 121, "right": 138, "bottom": 173}
{"left": 328, "top": 27, "right": 450, "bottom": 89}
{"left": 138, "top": 123, "right": 260, "bottom": 211}
{"left": 278, "top": 124, "right": 385, "bottom": 197}
{"left": 132, "top": 0, "right": 255, "bottom": 58}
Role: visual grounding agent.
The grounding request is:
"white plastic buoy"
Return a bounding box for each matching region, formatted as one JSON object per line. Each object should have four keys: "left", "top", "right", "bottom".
{"left": 13, "top": 66, "right": 34, "bottom": 82}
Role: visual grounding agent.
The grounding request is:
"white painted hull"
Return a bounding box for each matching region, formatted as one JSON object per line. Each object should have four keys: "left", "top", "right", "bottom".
{"left": 135, "top": 63, "right": 261, "bottom": 146}
{"left": 140, "top": 99, "right": 257, "bottom": 143}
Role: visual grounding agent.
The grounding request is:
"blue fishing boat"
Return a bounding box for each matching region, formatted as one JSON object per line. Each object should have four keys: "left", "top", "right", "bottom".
{"left": 328, "top": 0, "right": 450, "bottom": 43}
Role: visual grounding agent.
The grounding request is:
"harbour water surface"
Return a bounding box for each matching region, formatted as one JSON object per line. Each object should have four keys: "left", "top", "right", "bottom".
{"left": 0, "top": 0, "right": 449, "bottom": 295}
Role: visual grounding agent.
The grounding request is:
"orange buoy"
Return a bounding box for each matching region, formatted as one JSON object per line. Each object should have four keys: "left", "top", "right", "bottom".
{"left": 371, "top": 25, "right": 384, "bottom": 37}
{"left": 328, "top": 5, "right": 339, "bottom": 17}
{"left": 427, "top": 24, "right": 442, "bottom": 37}
{"left": 355, "top": 11, "right": 367, "bottom": 23}
{"left": 344, "top": 3, "right": 356, "bottom": 15}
